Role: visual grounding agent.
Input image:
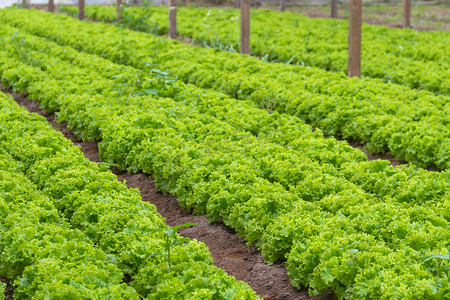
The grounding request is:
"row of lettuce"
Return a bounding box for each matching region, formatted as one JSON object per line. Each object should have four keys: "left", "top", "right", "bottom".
{"left": 0, "top": 14, "right": 449, "bottom": 299}
{"left": 4, "top": 9, "right": 449, "bottom": 170}
{"left": 60, "top": 5, "right": 450, "bottom": 95}
{"left": 0, "top": 88, "right": 258, "bottom": 297}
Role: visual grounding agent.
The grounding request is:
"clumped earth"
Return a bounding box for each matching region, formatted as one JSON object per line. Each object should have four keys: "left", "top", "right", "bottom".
{"left": 0, "top": 278, "right": 13, "bottom": 300}
{"left": 1, "top": 86, "right": 336, "bottom": 299}
{"left": 1, "top": 81, "right": 436, "bottom": 299}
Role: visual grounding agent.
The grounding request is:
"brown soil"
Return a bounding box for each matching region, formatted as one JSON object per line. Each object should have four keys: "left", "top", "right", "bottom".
{"left": 1, "top": 83, "right": 438, "bottom": 297}
{"left": 1, "top": 87, "right": 100, "bottom": 163}
{"left": 346, "top": 140, "right": 407, "bottom": 167}
{"left": 1, "top": 87, "right": 336, "bottom": 299}
{"left": 0, "top": 278, "right": 13, "bottom": 300}
{"left": 112, "top": 168, "right": 335, "bottom": 300}
{"left": 345, "top": 139, "right": 438, "bottom": 172}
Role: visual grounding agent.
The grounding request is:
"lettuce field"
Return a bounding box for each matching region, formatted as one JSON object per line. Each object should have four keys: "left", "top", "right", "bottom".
{"left": 30, "top": 7, "right": 450, "bottom": 169}
{"left": 0, "top": 5, "right": 449, "bottom": 300}
{"left": 61, "top": 5, "right": 450, "bottom": 95}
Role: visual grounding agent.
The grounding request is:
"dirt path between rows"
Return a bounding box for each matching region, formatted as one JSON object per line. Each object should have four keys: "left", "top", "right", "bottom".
{"left": 1, "top": 87, "right": 336, "bottom": 299}
{"left": 0, "top": 278, "right": 13, "bottom": 300}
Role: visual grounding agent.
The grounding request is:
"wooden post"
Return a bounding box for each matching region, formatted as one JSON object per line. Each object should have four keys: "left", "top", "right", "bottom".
{"left": 168, "top": 0, "right": 177, "bottom": 39}
{"left": 240, "top": 0, "right": 250, "bottom": 54}
{"left": 116, "top": 0, "right": 122, "bottom": 22}
{"left": 22, "top": 0, "right": 27, "bottom": 8}
{"left": 348, "top": 0, "right": 362, "bottom": 77}
{"left": 78, "top": 0, "right": 85, "bottom": 20}
{"left": 49, "top": 0, "right": 54, "bottom": 12}
{"left": 331, "top": 0, "right": 338, "bottom": 18}
{"left": 403, "top": 0, "right": 411, "bottom": 28}
{"left": 280, "top": 0, "right": 286, "bottom": 11}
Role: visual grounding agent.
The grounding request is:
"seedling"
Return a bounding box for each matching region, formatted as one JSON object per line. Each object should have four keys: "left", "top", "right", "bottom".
{"left": 143, "top": 222, "right": 197, "bottom": 272}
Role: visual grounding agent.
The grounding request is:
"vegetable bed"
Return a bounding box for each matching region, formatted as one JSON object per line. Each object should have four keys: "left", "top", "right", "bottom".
{"left": 62, "top": 5, "right": 450, "bottom": 95}
{"left": 0, "top": 92, "right": 258, "bottom": 299}
{"left": 0, "top": 10, "right": 448, "bottom": 299}
{"left": 7, "top": 8, "right": 450, "bottom": 169}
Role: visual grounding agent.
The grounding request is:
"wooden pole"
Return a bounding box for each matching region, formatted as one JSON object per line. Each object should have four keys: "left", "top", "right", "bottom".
{"left": 78, "top": 0, "right": 85, "bottom": 20}
{"left": 403, "top": 0, "right": 411, "bottom": 28}
{"left": 331, "top": 0, "right": 338, "bottom": 18}
{"left": 348, "top": 0, "right": 362, "bottom": 77}
{"left": 168, "top": 0, "right": 177, "bottom": 39}
{"left": 116, "top": 0, "right": 122, "bottom": 22}
{"left": 280, "top": 0, "right": 286, "bottom": 11}
{"left": 49, "top": 0, "right": 54, "bottom": 12}
{"left": 240, "top": 0, "right": 250, "bottom": 54}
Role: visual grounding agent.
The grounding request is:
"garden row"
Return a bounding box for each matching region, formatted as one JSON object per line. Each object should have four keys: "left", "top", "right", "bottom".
{"left": 0, "top": 15, "right": 448, "bottom": 299}
{"left": 61, "top": 5, "right": 450, "bottom": 94}
{"left": 4, "top": 8, "right": 449, "bottom": 169}
{"left": 0, "top": 88, "right": 257, "bottom": 297}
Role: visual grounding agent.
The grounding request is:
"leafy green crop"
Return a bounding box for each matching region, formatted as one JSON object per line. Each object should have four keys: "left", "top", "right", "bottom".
{"left": 62, "top": 5, "right": 450, "bottom": 95}
{"left": 0, "top": 13, "right": 448, "bottom": 299}
{"left": 0, "top": 282, "right": 5, "bottom": 300}
{"left": 5, "top": 8, "right": 449, "bottom": 169}
{"left": 0, "top": 93, "right": 258, "bottom": 299}
{"left": 0, "top": 95, "right": 139, "bottom": 298}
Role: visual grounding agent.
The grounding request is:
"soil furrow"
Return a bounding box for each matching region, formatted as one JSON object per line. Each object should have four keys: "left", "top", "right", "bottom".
{"left": 0, "top": 278, "right": 13, "bottom": 300}
{"left": 1, "top": 87, "right": 335, "bottom": 299}
{"left": 50, "top": 12, "right": 439, "bottom": 171}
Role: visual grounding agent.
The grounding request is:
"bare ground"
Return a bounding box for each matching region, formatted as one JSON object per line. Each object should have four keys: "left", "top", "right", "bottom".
{"left": 2, "top": 5, "right": 444, "bottom": 296}
{"left": 1, "top": 87, "right": 336, "bottom": 299}
{"left": 346, "top": 139, "right": 407, "bottom": 167}
{"left": 0, "top": 278, "right": 13, "bottom": 300}
{"left": 2, "top": 81, "right": 436, "bottom": 298}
